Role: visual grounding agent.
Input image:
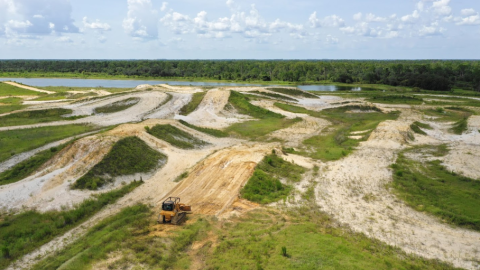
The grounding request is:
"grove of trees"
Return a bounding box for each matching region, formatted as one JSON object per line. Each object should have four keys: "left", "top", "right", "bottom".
{"left": 1, "top": 60, "right": 480, "bottom": 91}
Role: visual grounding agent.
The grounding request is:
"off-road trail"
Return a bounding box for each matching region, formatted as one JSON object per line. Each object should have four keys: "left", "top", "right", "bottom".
{"left": 3, "top": 81, "right": 55, "bottom": 94}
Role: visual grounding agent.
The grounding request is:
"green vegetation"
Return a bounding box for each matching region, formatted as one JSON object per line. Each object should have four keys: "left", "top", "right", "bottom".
{"left": 146, "top": 124, "right": 209, "bottom": 149}
{"left": 0, "top": 124, "right": 98, "bottom": 163}
{"left": 0, "top": 143, "right": 69, "bottom": 186}
{"left": 368, "top": 94, "right": 423, "bottom": 104}
{"left": 241, "top": 153, "right": 305, "bottom": 204}
{"left": 0, "top": 82, "right": 44, "bottom": 96}
{"left": 267, "top": 88, "right": 319, "bottom": 99}
{"left": 424, "top": 107, "right": 473, "bottom": 123}
{"left": 275, "top": 103, "right": 398, "bottom": 161}
{"left": 250, "top": 91, "right": 297, "bottom": 101}
{"left": 450, "top": 118, "right": 469, "bottom": 135}
{"left": 203, "top": 208, "right": 458, "bottom": 270}
{"left": 31, "top": 204, "right": 209, "bottom": 270}
{"left": 94, "top": 97, "right": 140, "bottom": 114}
{"left": 73, "top": 137, "right": 165, "bottom": 190}
{"left": 226, "top": 91, "right": 301, "bottom": 139}
{"left": 0, "top": 97, "right": 23, "bottom": 105}
{"left": 410, "top": 121, "right": 432, "bottom": 135}
{"left": 392, "top": 145, "right": 480, "bottom": 231}
{"left": 0, "top": 181, "right": 143, "bottom": 269}
{"left": 0, "top": 108, "right": 85, "bottom": 127}
{"left": 179, "top": 120, "right": 229, "bottom": 138}
{"left": 0, "top": 98, "right": 25, "bottom": 114}
{"left": 179, "top": 91, "right": 206, "bottom": 115}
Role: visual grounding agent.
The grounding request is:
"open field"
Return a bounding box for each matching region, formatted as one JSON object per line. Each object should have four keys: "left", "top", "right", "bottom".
{"left": 0, "top": 82, "right": 480, "bottom": 270}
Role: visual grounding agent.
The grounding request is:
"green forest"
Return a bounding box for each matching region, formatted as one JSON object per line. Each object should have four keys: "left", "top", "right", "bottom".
{"left": 1, "top": 60, "right": 480, "bottom": 91}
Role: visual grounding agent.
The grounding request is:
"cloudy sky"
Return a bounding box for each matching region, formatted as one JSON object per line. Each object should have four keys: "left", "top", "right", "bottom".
{"left": 1, "top": 0, "right": 479, "bottom": 59}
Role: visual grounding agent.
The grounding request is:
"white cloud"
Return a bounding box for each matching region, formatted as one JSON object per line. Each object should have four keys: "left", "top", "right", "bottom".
{"left": 309, "top": 12, "right": 344, "bottom": 28}
{"left": 365, "top": 13, "right": 387, "bottom": 23}
{"left": 56, "top": 36, "right": 73, "bottom": 43}
{"left": 431, "top": 0, "right": 452, "bottom": 16}
{"left": 401, "top": 10, "right": 420, "bottom": 23}
{"left": 161, "top": 2, "right": 168, "bottom": 12}
{"left": 456, "top": 14, "right": 480, "bottom": 25}
{"left": 83, "top": 17, "right": 111, "bottom": 31}
{"left": 353, "top": 12, "right": 362, "bottom": 21}
{"left": 123, "top": 0, "right": 159, "bottom": 39}
{"left": 418, "top": 22, "right": 445, "bottom": 36}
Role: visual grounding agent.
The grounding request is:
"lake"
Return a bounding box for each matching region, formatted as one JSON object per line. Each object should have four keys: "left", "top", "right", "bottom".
{"left": 0, "top": 78, "right": 366, "bottom": 91}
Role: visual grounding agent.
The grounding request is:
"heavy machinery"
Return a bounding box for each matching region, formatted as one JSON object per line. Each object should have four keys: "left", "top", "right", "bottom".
{"left": 158, "top": 197, "right": 192, "bottom": 225}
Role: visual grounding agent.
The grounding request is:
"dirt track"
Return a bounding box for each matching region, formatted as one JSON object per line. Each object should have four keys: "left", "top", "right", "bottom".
{"left": 3, "top": 81, "right": 55, "bottom": 94}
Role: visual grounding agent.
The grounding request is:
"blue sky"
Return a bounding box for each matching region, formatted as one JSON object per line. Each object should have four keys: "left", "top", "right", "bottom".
{"left": 1, "top": 0, "right": 479, "bottom": 59}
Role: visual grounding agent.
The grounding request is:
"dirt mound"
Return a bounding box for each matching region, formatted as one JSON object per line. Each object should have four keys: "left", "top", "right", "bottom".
{"left": 161, "top": 143, "right": 276, "bottom": 216}
{"left": 366, "top": 120, "right": 412, "bottom": 148}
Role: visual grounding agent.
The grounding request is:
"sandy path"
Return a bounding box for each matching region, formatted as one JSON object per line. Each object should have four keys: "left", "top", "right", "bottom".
{"left": 3, "top": 81, "right": 55, "bottom": 94}
{"left": 144, "top": 92, "right": 192, "bottom": 119}
{"left": 0, "top": 130, "right": 102, "bottom": 174}
{"left": 314, "top": 113, "right": 480, "bottom": 270}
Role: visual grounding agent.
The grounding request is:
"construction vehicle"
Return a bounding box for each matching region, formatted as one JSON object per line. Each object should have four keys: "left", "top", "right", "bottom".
{"left": 158, "top": 197, "right": 192, "bottom": 225}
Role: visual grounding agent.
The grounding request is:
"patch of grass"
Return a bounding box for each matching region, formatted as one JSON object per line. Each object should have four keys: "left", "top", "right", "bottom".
{"left": 179, "top": 120, "right": 229, "bottom": 138}
{"left": 267, "top": 87, "right": 319, "bottom": 99}
{"left": 205, "top": 208, "right": 458, "bottom": 270}
{"left": 226, "top": 118, "right": 302, "bottom": 139}
{"left": 0, "top": 82, "right": 44, "bottom": 96}
{"left": 31, "top": 205, "right": 209, "bottom": 270}
{"left": 0, "top": 124, "right": 98, "bottom": 163}
{"left": 73, "top": 137, "right": 166, "bottom": 190}
{"left": 0, "top": 181, "right": 143, "bottom": 269}
{"left": 368, "top": 94, "right": 423, "bottom": 105}
{"left": 250, "top": 91, "right": 297, "bottom": 101}
{"left": 0, "top": 143, "right": 70, "bottom": 186}
{"left": 392, "top": 146, "right": 480, "bottom": 231}
{"left": 146, "top": 124, "right": 209, "bottom": 149}
{"left": 0, "top": 105, "right": 26, "bottom": 114}
{"left": 276, "top": 103, "right": 399, "bottom": 161}
{"left": 410, "top": 121, "right": 431, "bottom": 135}
{"left": 241, "top": 153, "right": 305, "bottom": 204}
{"left": 179, "top": 91, "right": 206, "bottom": 115}
{"left": 450, "top": 118, "right": 469, "bottom": 135}
{"left": 0, "top": 97, "right": 22, "bottom": 105}
{"left": 0, "top": 108, "right": 85, "bottom": 127}
{"left": 413, "top": 121, "right": 432, "bottom": 130}
{"left": 424, "top": 107, "right": 472, "bottom": 123}
{"left": 94, "top": 97, "right": 140, "bottom": 114}
{"left": 228, "top": 91, "right": 284, "bottom": 119}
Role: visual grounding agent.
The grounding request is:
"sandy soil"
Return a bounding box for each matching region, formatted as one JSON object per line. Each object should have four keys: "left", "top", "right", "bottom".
{"left": 3, "top": 81, "right": 55, "bottom": 94}
{"left": 144, "top": 92, "right": 192, "bottom": 119}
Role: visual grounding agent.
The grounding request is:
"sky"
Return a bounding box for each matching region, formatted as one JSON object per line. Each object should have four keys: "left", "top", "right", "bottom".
{"left": 0, "top": 0, "right": 480, "bottom": 59}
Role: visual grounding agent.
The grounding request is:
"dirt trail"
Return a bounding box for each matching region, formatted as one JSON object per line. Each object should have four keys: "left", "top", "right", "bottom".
{"left": 144, "top": 92, "right": 192, "bottom": 119}
{"left": 177, "top": 89, "right": 250, "bottom": 128}
{"left": 162, "top": 143, "right": 276, "bottom": 216}
{"left": 3, "top": 81, "right": 55, "bottom": 94}
{"left": 313, "top": 110, "right": 480, "bottom": 270}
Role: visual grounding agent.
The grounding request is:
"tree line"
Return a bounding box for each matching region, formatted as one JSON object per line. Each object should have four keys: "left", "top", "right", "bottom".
{"left": 1, "top": 60, "right": 480, "bottom": 91}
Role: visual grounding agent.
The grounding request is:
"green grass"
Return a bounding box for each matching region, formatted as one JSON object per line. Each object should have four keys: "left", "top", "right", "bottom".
{"left": 0, "top": 97, "right": 23, "bottom": 105}
{"left": 73, "top": 136, "right": 165, "bottom": 190}
{"left": 450, "top": 118, "right": 469, "bottom": 135}
{"left": 31, "top": 205, "right": 209, "bottom": 270}
{"left": 0, "top": 181, "right": 143, "bottom": 269}
{"left": 94, "top": 97, "right": 140, "bottom": 114}
{"left": 0, "top": 124, "right": 98, "bottom": 163}
{"left": 146, "top": 124, "right": 209, "bottom": 149}
{"left": 229, "top": 91, "right": 284, "bottom": 119}
{"left": 179, "top": 120, "right": 229, "bottom": 138}
{"left": 0, "top": 143, "right": 70, "bottom": 186}
{"left": 0, "top": 82, "right": 44, "bottom": 96}
{"left": 179, "top": 91, "right": 206, "bottom": 115}
{"left": 204, "top": 208, "right": 458, "bottom": 270}
{"left": 410, "top": 121, "right": 432, "bottom": 135}
{"left": 0, "top": 97, "right": 25, "bottom": 114}
{"left": 0, "top": 108, "right": 85, "bottom": 127}
{"left": 241, "top": 153, "right": 305, "bottom": 204}
{"left": 367, "top": 94, "right": 423, "bottom": 104}
{"left": 267, "top": 88, "right": 319, "bottom": 99}
{"left": 392, "top": 146, "right": 480, "bottom": 231}
{"left": 0, "top": 105, "right": 26, "bottom": 114}
{"left": 424, "top": 107, "right": 472, "bottom": 123}
{"left": 250, "top": 91, "right": 297, "bottom": 101}
{"left": 275, "top": 103, "right": 399, "bottom": 161}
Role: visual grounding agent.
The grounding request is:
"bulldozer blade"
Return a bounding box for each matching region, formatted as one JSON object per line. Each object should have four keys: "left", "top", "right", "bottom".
{"left": 172, "top": 212, "right": 187, "bottom": 225}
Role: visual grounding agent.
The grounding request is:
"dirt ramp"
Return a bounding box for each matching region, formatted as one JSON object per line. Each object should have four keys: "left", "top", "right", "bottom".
{"left": 366, "top": 120, "right": 412, "bottom": 148}
{"left": 163, "top": 143, "right": 275, "bottom": 216}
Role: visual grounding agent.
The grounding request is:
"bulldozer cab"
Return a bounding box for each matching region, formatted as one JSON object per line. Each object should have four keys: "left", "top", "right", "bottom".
{"left": 162, "top": 197, "right": 180, "bottom": 212}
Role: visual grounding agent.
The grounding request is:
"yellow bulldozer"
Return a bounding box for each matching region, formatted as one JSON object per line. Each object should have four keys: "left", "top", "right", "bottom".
{"left": 158, "top": 197, "right": 192, "bottom": 225}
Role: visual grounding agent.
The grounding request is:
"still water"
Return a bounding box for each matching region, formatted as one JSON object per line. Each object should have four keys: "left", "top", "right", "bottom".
{"left": 0, "top": 78, "right": 365, "bottom": 91}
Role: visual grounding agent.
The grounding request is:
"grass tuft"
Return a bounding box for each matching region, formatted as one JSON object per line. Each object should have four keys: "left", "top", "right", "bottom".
{"left": 179, "top": 120, "right": 229, "bottom": 138}
{"left": 94, "top": 97, "right": 140, "bottom": 114}
{"left": 179, "top": 92, "right": 206, "bottom": 115}
{"left": 146, "top": 124, "right": 209, "bottom": 149}
{"left": 0, "top": 108, "right": 85, "bottom": 127}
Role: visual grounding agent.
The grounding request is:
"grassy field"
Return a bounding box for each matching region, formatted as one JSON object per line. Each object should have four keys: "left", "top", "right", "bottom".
{"left": 267, "top": 88, "right": 319, "bottom": 99}
{"left": 0, "top": 181, "right": 143, "bottom": 269}
{"left": 0, "top": 124, "right": 98, "bottom": 163}
{"left": 0, "top": 97, "right": 23, "bottom": 105}
{"left": 0, "top": 105, "right": 26, "bottom": 114}
{"left": 392, "top": 145, "right": 480, "bottom": 231}
{"left": 179, "top": 91, "right": 206, "bottom": 115}
{"left": 0, "top": 143, "right": 70, "bottom": 186}
{"left": 73, "top": 136, "right": 165, "bottom": 190}
{"left": 179, "top": 120, "right": 229, "bottom": 138}
{"left": 367, "top": 94, "right": 424, "bottom": 105}
{"left": 146, "top": 124, "right": 209, "bottom": 149}
{"left": 94, "top": 97, "right": 140, "bottom": 114}
{"left": 0, "top": 82, "right": 43, "bottom": 96}
{"left": 0, "top": 109, "right": 85, "bottom": 127}
{"left": 275, "top": 103, "right": 399, "bottom": 161}
{"left": 241, "top": 153, "right": 305, "bottom": 204}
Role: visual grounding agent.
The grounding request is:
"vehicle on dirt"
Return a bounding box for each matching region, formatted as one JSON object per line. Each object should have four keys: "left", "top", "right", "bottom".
{"left": 158, "top": 197, "right": 192, "bottom": 225}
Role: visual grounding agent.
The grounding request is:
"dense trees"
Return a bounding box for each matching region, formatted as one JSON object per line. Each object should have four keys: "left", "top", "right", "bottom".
{"left": 1, "top": 60, "right": 479, "bottom": 91}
